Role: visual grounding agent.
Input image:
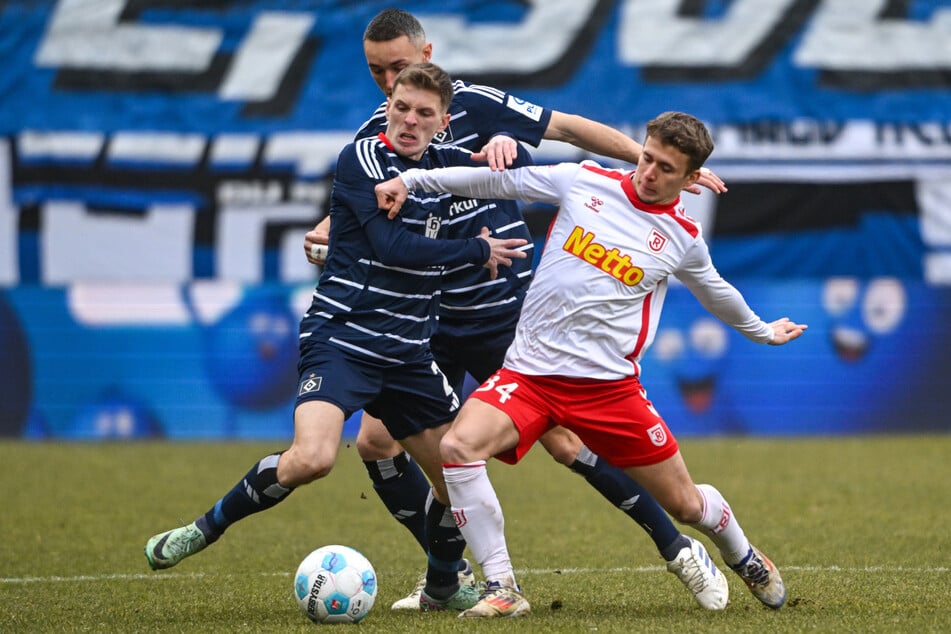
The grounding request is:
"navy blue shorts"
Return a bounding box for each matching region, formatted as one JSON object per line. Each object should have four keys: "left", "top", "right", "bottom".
{"left": 296, "top": 339, "right": 459, "bottom": 440}
{"left": 430, "top": 320, "right": 516, "bottom": 394}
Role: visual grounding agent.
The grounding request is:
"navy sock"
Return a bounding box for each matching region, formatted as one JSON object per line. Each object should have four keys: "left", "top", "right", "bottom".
{"left": 570, "top": 448, "right": 683, "bottom": 557}
{"left": 423, "top": 497, "right": 466, "bottom": 598}
{"left": 197, "top": 452, "right": 292, "bottom": 542}
{"left": 363, "top": 452, "right": 429, "bottom": 553}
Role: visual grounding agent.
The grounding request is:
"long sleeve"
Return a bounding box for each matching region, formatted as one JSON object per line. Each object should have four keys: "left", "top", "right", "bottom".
{"left": 675, "top": 240, "right": 774, "bottom": 344}
{"left": 400, "top": 164, "right": 566, "bottom": 207}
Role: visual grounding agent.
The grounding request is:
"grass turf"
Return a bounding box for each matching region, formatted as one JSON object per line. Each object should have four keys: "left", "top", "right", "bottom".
{"left": 1, "top": 436, "right": 949, "bottom": 632}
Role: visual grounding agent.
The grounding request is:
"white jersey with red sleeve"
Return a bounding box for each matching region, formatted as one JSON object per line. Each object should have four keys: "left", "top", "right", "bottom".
{"left": 400, "top": 161, "right": 774, "bottom": 380}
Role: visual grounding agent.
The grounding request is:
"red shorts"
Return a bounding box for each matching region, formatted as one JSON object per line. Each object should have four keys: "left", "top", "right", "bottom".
{"left": 469, "top": 368, "right": 678, "bottom": 469}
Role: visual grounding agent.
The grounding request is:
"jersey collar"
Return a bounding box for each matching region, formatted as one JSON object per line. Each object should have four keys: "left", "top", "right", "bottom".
{"left": 620, "top": 171, "right": 681, "bottom": 214}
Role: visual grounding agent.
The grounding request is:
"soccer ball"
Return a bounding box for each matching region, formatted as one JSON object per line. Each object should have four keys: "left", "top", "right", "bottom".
{"left": 294, "top": 545, "right": 378, "bottom": 624}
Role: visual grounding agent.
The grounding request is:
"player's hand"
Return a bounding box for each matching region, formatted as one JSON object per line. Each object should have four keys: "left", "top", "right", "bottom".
{"left": 767, "top": 318, "right": 808, "bottom": 345}
{"left": 304, "top": 217, "right": 331, "bottom": 265}
{"left": 477, "top": 226, "right": 528, "bottom": 280}
{"left": 375, "top": 177, "right": 410, "bottom": 219}
{"left": 684, "top": 166, "right": 728, "bottom": 195}
{"left": 470, "top": 134, "right": 519, "bottom": 171}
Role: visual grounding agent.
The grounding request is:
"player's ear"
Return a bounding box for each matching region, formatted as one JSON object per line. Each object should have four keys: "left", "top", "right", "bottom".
{"left": 438, "top": 112, "right": 451, "bottom": 131}
{"left": 384, "top": 97, "right": 392, "bottom": 118}
{"left": 422, "top": 42, "right": 433, "bottom": 62}
{"left": 684, "top": 168, "right": 702, "bottom": 189}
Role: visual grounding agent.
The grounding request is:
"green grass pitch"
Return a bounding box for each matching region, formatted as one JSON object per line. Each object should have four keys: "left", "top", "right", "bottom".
{"left": 2, "top": 436, "right": 949, "bottom": 632}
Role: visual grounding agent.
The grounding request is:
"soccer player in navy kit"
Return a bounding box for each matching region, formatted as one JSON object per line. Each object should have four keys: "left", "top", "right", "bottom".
{"left": 144, "top": 64, "right": 530, "bottom": 612}
{"left": 304, "top": 9, "right": 729, "bottom": 611}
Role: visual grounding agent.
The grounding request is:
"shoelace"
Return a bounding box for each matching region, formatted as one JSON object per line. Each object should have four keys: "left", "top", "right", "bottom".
{"left": 165, "top": 529, "right": 202, "bottom": 557}
{"left": 407, "top": 574, "right": 426, "bottom": 598}
{"left": 480, "top": 581, "right": 521, "bottom": 600}
{"left": 740, "top": 555, "right": 770, "bottom": 586}
{"left": 678, "top": 556, "right": 712, "bottom": 592}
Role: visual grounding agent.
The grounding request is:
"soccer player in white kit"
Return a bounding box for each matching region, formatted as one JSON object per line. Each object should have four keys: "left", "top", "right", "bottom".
{"left": 375, "top": 111, "right": 808, "bottom": 618}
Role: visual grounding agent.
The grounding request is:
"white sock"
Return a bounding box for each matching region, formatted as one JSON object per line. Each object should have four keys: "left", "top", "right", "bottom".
{"left": 443, "top": 461, "right": 517, "bottom": 588}
{"left": 690, "top": 483, "right": 751, "bottom": 566}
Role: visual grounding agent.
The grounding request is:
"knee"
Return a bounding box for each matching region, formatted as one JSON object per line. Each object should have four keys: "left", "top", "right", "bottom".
{"left": 665, "top": 488, "right": 705, "bottom": 524}
{"left": 539, "top": 428, "right": 584, "bottom": 466}
{"left": 280, "top": 447, "right": 336, "bottom": 486}
{"left": 355, "top": 416, "right": 401, "bottom": 461}
{"left": 440, "top": 429, "right": 474, "bottom": 464}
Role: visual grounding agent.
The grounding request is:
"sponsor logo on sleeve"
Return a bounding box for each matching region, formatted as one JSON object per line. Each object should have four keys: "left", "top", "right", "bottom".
{"left": 505, "top": 96, "right": 543, "bottom": 122}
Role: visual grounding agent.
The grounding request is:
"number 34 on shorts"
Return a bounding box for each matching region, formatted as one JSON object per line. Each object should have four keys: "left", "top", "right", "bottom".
{"left": 476, "top": 373, "right": 519, "bottom": 403}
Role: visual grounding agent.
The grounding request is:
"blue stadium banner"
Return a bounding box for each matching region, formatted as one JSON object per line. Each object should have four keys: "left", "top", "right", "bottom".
{"left": 1, "top": 1, "right": 949, "bottom": 438}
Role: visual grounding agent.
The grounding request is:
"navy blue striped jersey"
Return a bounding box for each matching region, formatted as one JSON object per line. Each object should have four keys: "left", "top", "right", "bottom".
{"left": 354, "top": 80, "right": 547, "bottom": 338}
{"left": 300, "top": 133, "right": 493, "bottom": 365}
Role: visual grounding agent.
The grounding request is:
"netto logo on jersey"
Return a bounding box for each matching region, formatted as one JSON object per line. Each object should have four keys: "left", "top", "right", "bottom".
{"left": 563, "top": 225, "right": 644, "bottom": 286}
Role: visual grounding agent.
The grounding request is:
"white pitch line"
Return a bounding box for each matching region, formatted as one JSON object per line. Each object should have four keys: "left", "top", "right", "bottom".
{"left": 1, "top": 565, "right": 946, "bottom": 585}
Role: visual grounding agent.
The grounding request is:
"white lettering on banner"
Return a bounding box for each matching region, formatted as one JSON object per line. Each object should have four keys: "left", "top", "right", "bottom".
{"left": 714, "top": 121, "right": 951, "bottom": 161}
{"left": 619, "top": 0, "right": 794, "bottom": 66}
{"left": 8, "top": 121, "right": 951, "bottom": 285}
{"left": 67, "top": 282, "right": 194, "bottom": 325}
{"left": 795, "top": 0, "right": 951, "bottom": 70}
{"left": 263, "top": 132, "right": 353, "bottom": 177}
{"left": 31, "top": 1, "right": 951, "bottom": 94}
{"left": 918, "top": 180, "right": 951, "bottom": 285}
{"left": 36, "top": 0, "right": 221, "bottom": 72}
{"left": 621, "top": 0, "right": 951, "bottom": 72}
{"left": 210, "top": 135, "right": 260, "bottom": 165}
{"left": 421, "top": 0, "right": 598, "bottom": 74}
{"left": 43, "top": 201, "right": 195, "bottom": 284}
{"left": 109, "top": 133, "right": 206, "bottom": 164}
{"left": 216, "top": 203, "right": 321, "bottom": 283}
{"left": 219, "top": 12, "right": 315, "bottom": 101}
{"left": 36, "top": 0, "right": 314, "bottom": 102}
{"left": 0, "top": 140, "right": 16, "bottom": 285}
{"left": 20, "top": 131, "right": 104, "bottom": 160}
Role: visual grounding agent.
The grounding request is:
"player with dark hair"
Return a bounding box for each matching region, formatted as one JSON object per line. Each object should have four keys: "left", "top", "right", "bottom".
{"left": 305, "top": 9, "right": 731, "bottom": 611}
{"left": 375, "top": 111, "right": 806, "bottom": 617}
{"left": 144, "top": 63, "right": 530, "bottom": 613}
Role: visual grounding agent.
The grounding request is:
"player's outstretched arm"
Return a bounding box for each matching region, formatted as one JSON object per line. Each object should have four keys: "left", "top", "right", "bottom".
{"left": 477, "top": 226, "right": 528, "bottom": 280}
{"left": 766, "top": 318, "right": 808, "bottom": 345}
